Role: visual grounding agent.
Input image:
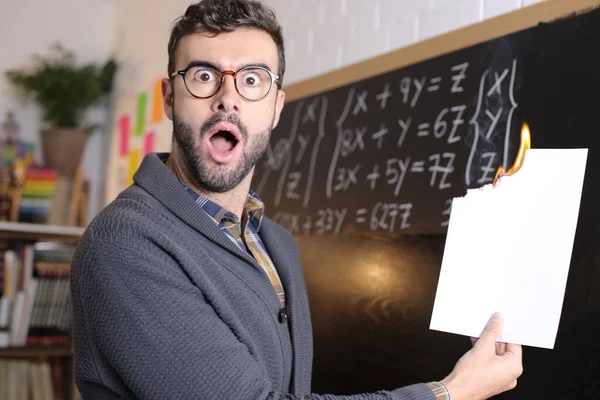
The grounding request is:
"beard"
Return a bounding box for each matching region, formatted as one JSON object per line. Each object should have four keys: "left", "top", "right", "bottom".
{"left": 172, "top": 112, "right": 273, "bottom": 193}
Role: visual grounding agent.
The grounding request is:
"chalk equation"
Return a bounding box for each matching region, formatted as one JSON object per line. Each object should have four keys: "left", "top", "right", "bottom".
{"left": 255, "top": 58, "right": 520, "bottom": 235}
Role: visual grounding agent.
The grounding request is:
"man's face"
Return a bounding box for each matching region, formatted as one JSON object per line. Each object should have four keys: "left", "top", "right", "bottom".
{"left": 163, "top": 28, "right": 285, "bottom": 192}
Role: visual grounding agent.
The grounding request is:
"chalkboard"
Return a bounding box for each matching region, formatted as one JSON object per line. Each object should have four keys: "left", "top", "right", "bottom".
{"left": 255, "top": 4, "right": 600, "bottom": 399}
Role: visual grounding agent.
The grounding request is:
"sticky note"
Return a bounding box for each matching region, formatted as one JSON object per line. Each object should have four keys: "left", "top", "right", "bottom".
{"left": 151, "top": 78, "right": 164, "bottom": 123}
{"left": 119, "top": 115, "right": 130, "bottom": 156}
{"left": 430, "top": 149, "right": 588, "bottom": 349}
{"left": 144, "top": 132, "right": 155, "bottom": 155}
{"left": 136, "top": 92, "right": 148, "bottom": 135}
{"left": 127, "top": 148, "right": 141, "bottom": 185}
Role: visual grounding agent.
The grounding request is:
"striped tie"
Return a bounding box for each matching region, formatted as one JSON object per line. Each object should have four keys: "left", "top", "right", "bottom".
{"left": 222, "top": 217, "right": 286, "bottom": 308}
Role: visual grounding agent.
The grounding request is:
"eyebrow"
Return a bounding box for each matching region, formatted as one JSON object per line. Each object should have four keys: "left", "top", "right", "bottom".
{"left": 183, "top": 60, "right": 275, "bottom": 73}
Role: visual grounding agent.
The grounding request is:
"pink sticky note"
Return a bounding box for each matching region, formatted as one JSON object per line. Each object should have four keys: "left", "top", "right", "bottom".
{"left": 119, "top": 116, "right": 130, "bottom": 156}
{"left": 144, "top": 132, "right": 155, "bottom": 155}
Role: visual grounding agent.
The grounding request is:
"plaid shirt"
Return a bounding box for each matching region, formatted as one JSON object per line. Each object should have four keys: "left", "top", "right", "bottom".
{"left": 186, "top": 191, "right": 446, "bottom": 400}
{"left": 426, "top": 382, "right": 450, "bottom": 399}
{"left": 185, "top": 188, "right": 286, "bottom": 307}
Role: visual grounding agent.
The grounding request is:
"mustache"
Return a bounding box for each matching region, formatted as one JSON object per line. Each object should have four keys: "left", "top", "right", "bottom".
{"left": 200, "top": 113, "right": 248, "bottom": 141}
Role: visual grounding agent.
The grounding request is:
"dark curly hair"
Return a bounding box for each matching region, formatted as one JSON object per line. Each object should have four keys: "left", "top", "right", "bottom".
{"left": 168, "top": 0, "right": 285, "bottom": 86}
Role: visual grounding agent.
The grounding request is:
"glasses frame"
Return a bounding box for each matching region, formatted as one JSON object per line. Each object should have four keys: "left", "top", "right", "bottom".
{"left": 170, "top": 64, "right": 280, "bottom": 102}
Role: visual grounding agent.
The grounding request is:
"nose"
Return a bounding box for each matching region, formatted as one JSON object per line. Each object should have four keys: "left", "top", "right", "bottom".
{"left": 211, "top": 74, "right": 240, "bottom": 113}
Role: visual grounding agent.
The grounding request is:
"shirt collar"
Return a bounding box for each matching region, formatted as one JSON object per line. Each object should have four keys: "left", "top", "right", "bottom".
{"left": 185, "top": 187, "right": 265, "bottom": 232}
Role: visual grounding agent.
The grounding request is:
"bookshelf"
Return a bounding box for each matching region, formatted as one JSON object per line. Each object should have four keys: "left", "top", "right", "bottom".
{"left": 0, "top": 221, "right": 84, "bottom": 241}
{"left": 0, "top": 221, "right": 82, "bottom": 400}
{"left": 0, "top": 344, "right": 72, "bottom": 358}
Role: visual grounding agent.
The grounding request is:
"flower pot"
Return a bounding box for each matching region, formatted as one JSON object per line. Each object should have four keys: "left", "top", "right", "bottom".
{"left": 41, "top": 127, "right": 88, "bottom": 177}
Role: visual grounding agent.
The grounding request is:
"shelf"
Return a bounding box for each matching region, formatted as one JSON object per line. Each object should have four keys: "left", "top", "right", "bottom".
{"left": 0, "top": 345, "right": 72, "bottom": 358}
{"left": 0, "top": 221, "right": 85, "bottom": 241}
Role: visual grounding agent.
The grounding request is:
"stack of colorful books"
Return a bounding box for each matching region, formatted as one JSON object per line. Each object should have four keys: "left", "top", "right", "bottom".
{"left": 18, "top": 167, "right": 59, "bottom": 224}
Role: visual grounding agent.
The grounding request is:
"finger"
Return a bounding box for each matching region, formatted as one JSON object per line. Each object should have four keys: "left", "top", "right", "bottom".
{"left": 476, "top": 312, "right": 503, "bottom": 349}
{"left": 503, "top": 343, "right": 524, "bottom": 381}
{"left": 505, "top": 343, "right": 523, "bottom": 362}
{"left": 495, "top": 341, "right": 507, "bottom": 355}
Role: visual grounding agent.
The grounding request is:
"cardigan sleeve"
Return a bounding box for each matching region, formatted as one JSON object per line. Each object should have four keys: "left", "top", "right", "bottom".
{"left": 71, "top": 234, "right": 436, "bottom": 400}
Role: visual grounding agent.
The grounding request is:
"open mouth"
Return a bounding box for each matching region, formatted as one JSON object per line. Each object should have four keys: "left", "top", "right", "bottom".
{"left": 209, "top": 130, "right": 239, "bottom": 153}
{"left": 206, "top": 122, "right": 242, "bottom": 163}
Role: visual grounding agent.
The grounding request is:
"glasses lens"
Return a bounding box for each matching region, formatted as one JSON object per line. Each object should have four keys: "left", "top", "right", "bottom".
{"left": 184, "top": 66, "right": 221, "bottom": 98}
{"left": 236, "top": 67, "right": 273, "bottom": 100}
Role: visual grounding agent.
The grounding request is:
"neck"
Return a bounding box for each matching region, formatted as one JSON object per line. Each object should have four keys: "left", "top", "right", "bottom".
{"left": 166, "top": 147, "right": 253, "bottom": 219}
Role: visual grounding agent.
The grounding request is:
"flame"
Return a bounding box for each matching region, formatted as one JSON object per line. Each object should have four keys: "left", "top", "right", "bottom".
{"left": 493, "top": 123, "right": 531, "bottom": 185}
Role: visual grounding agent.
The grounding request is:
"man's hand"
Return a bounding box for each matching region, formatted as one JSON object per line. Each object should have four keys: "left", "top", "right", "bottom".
{"left": 441, "top": 313, "right": 523, "bottom": 400}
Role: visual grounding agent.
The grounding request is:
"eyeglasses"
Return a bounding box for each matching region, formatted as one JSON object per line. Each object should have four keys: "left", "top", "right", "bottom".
{"left": 170, "top": 64, "right": 280, "bottom": 101}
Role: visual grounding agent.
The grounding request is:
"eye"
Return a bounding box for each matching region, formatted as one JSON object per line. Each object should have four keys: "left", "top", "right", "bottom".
{"left": 242, "top": 72, "right": 262, "bottom": 87}
{"left": 193, "top": 69, "right": 217, "bottom": 82}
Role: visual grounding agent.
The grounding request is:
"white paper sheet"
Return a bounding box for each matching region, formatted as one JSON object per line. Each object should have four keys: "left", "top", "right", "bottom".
{"left": 429, "top": 149, "right": 588, "bottom": 349}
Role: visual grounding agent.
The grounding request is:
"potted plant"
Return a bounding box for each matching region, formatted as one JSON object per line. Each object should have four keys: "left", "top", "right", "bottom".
{"left": 4, "top": 43, "right": 117, "bottom": 177}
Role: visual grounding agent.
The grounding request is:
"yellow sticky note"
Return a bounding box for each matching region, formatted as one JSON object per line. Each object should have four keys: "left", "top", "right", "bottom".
{"left": 127, "top": 149, "right": 141, "bottom": 185}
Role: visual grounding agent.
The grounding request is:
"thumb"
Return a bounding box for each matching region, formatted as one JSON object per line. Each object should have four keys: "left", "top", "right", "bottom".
{"left": 476, "top": 312, "right": 503, "bottom": 348}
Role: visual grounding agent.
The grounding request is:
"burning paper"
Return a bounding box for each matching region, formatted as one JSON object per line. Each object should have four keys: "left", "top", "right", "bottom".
{"left": 430, "top": 144, "right": 588, "bottom": 349}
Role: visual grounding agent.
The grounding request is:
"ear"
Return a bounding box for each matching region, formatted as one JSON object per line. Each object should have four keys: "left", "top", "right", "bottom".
{"left": 162, "top": 77, "right": 174, "bottom": 121}
{"left": 272, "top": 89, "right": 286, "bottom": 129}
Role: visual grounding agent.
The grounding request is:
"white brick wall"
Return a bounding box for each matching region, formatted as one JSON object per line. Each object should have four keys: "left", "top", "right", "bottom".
{"left": 262, "top": 0, "right": 547, "bottom": 85}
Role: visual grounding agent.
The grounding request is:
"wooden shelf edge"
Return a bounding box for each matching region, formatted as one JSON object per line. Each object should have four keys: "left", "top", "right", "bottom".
{"left": 0, "top": 221, "right": 85, "bottom": 240}
{"left": 0, "top": 345, "right": 73, "bottom": 358}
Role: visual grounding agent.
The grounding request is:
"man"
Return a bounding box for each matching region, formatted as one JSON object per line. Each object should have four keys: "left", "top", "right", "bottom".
{"left": 70, "top": 0, "right": 523, "bottom": 399}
